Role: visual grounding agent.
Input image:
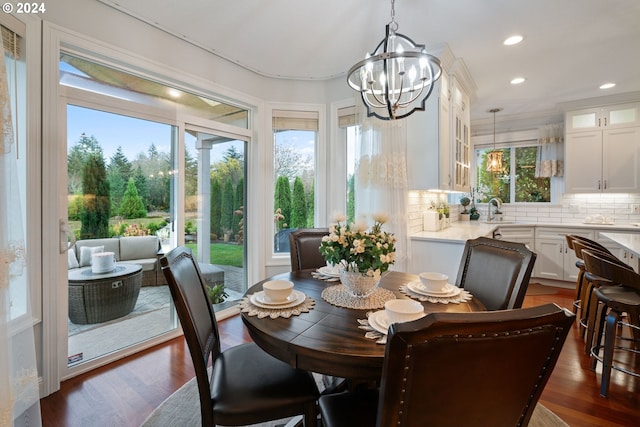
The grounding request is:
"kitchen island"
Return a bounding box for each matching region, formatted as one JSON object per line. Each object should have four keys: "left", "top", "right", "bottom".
{"left": 600, "top": 232, "right": 640, "bottom": 271}
{"left": 409, "top": 222, "right": 498, "bottom": 281}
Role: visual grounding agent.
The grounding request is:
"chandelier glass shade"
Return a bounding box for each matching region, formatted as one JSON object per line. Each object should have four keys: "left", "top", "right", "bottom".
{"left": 347, "top": 2, "right": 441, "bottom": 120}
{"left": 486, "top": 108, "right": 503, "bottom": 172}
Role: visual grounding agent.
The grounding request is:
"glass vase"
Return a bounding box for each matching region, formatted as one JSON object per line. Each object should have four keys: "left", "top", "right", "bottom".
{"left": 338, "top": 268, "right": 380, "bottom": 298}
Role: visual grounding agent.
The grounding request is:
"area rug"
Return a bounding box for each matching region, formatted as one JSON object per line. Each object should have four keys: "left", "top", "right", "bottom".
{"left": 526, "top": 283, "right": 558, "bottom": 296}
{"left": 141, "top": 374, "right": 568, "bottom": 427}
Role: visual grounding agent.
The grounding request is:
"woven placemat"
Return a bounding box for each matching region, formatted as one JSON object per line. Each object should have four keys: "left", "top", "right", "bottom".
{"left": 321, "top": 285, "right": 395, "bottom": 310}
{"left": 239, "top": 295, "right": 315, "bottom": 319}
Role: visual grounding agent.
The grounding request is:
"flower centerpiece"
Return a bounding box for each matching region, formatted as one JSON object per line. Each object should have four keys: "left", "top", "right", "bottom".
{"left": 320, "top": 213, "right": 396, "bottom": 297}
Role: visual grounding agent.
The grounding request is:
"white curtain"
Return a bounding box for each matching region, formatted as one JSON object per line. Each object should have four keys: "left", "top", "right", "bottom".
{"left": 535, "top": 123, "right": 564, "bottom": 177}
{"left": 354, "top": 104, "right": 410, "bottom": 272}
{"left": 0, "top": 29, "right": 41, "bottom": 427}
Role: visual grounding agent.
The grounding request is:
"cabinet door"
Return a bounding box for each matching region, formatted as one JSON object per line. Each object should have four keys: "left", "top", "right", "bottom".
{"left": 603, "top": 127, "right": 640, "bottom": 192}
{"left": 562, "top": 243, "right": 581, "bottom": 282}
{"left": 565, "top": 131, "right": 603, "bottom": 192}
{"left": 534, "top": 238, "right": 565, "bottom": 280}
{"left": 603, "top": 103, "right": 639, "bottom": 129}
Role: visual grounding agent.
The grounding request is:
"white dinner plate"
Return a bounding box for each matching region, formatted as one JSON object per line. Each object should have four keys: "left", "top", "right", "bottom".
{"left": 317, "top": 266, "right": 341, "bottom": 277}
{"left": 250, "top": 290, "right": 306, "bottom": 309}
{"left": 407, "top": 280, "right": 461, "bottom": 298}
{"left": 368, "top": 310, "right": 390, "bottom": 334}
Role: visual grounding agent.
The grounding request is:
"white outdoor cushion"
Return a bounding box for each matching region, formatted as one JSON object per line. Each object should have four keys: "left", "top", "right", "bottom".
{"left": 68, "top": 246, "right": 79, "bottom": 269}
{"left": 79, "top": 245, "right": 104, "bottom": 267}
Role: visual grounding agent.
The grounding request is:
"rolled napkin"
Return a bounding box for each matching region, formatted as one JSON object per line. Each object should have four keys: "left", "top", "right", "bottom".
{"left": 91, "top": 251, "right": 116, "bottom": 274}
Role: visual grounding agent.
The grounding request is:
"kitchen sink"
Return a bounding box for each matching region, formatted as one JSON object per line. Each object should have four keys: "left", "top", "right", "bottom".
{"left": 479, "top": 220, "right": 518, "bottom": 225}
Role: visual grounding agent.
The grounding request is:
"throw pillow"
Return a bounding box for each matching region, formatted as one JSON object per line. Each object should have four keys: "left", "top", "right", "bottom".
{"left": 79, "top": 245, "right": 104, "bottom": 267}
{"left": 67, "top": 246, "right": 79, "bottom": 269}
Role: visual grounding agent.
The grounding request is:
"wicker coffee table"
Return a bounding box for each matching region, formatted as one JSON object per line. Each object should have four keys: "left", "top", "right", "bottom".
{"left": 68, "top": 263, "right": 143, "bottom": 324}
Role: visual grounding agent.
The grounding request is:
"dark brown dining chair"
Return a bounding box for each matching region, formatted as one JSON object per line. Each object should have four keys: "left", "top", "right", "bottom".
{"left": 289, "top": 227, "right": 329, "bottom": 271}
{"left": 318, "top": 303, "right": 575, "bottom": 427}
{"left": 161, "top": 246, "right": 319, "bottom": 426}
{"left": 580, "top": 249, "right": 640, "bottom": 397}
{"left": 455, "top": 236, "right": 537, "bottom": 310}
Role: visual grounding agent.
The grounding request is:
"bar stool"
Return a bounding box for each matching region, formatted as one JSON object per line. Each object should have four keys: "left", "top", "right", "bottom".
{"left": 571, "top": 240, "right": 621, "bottom": 342}
{"left": 581, "top": 249, "right": 640, "bottom": 397}
{"left": 567, "top": 235, "right": 612, "bottom": 316}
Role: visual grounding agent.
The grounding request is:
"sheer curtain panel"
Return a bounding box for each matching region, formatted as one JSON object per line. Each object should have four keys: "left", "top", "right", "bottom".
{"left": 0, "top": 28, "right": 41, "bottom": 427}
{"left": 535, "top": 123, "right": 564, "bottom": 178}
{"left": 354, "top": 105, "right": 409, "bottom": 271}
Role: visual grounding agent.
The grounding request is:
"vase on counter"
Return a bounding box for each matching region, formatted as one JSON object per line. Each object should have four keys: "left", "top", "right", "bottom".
{"left": 339, "top": 268, "right": 380, "bottom": 298}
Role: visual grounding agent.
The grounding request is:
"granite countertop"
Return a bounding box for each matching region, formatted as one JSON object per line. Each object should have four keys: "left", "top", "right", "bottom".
{"left": 411, "top": 221, "right": 640, "bottom": 244}
{"left": 411, "top": 222, "right": 498, "bottom": 243}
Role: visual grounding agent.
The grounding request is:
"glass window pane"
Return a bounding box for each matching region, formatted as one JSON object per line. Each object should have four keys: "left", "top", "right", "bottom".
{"left": 273, "top": 129, "right": 316, "bottom": 253}
{"left": 475, "top": 148, "right": 510, "bottom": 202}
{"left": 514, "top": 147, "right": 550, "bottom": 202}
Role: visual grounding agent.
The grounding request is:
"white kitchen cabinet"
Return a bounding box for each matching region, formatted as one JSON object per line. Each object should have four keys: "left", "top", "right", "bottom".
{"left": 565, "top": 102, "right": 640, "bottom": 132}
{"left": 406, "top": 59, "right": 473, "bottom": 192}
{"left": 534, "top": 228, "right": 594, "bottom": 282}
{"left": 495, "top": 226, "right": 535, "bottom": 250}
{"left": 564, "top": 126, "right": 640, "bottom": 193}
{"left": 406, "top": 73, "right": 450, "bottom": 191}
{"left": 451, "top": 77, "right": 471, "bottom": 192}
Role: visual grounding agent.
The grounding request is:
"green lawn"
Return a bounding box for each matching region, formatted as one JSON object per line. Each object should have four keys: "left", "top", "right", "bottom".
{"left": 186, "top": 243, "right": 244, "bottom": 267}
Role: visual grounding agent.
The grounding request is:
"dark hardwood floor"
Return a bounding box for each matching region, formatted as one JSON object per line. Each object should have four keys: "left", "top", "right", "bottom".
{"left": 40, "top": 286, "right": 640, "bottom": 427}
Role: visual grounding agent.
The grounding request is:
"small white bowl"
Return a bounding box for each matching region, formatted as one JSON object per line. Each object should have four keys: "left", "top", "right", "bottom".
{"left": 262, "top": 280, "right": 294, "bottom": 302}
{"left": 419, "top": 272, "right": 449, "bottom": 293}
{"left": 384, "top": 299, "right": 424, "bottom": 325}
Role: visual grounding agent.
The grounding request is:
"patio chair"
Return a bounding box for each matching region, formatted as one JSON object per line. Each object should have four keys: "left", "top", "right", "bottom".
{"left": 160, "top": 246, "right": 319, "bottom": 426}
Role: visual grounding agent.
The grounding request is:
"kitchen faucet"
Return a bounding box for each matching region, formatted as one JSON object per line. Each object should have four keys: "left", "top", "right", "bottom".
{"left": 487, "top": 197, "right": 503, "bottom": 222}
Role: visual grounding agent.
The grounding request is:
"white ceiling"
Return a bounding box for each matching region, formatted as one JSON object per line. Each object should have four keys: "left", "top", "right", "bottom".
{"left": 97, "top": 0, "right": 640, "bottom": 123}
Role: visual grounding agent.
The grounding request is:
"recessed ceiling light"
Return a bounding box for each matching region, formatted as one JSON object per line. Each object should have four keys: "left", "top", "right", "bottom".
{"left": 510, "top": 77, "right": 526, "bottom": 85}
{"left": 503, "top": 35, "right": 524, "bottom": 46}
{"left": 599, "top": 83, "right": 616, "bottom": 90}
{"left": 167, "top": 88, "right": 181, "bottom": 98}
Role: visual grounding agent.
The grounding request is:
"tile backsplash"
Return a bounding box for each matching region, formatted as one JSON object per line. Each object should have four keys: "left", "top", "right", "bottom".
{"left": 408, "top": 191, "right": 640, "bottom": 234}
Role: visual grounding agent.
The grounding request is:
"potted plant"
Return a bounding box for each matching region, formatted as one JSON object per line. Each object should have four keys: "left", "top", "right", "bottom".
{"left": 207, "top": 283, "right": 228, "bottom": 304}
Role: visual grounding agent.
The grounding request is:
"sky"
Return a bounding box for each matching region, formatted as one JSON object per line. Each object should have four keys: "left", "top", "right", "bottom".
{"left": 67, "top": 105, "right": 241, "bottom": 163}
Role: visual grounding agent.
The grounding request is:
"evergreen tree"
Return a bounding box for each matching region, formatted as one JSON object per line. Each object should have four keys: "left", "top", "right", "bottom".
{"left": 210, "top": 178, "right": 222, "bottom": 237}
{"left": 306, "top": 182, "right": 315, "bottom": 227}
{"left": 291, "top": 177, "right": 307, "bottom": 228}
{"left": 274, "top": 176, "right": 291, "bottom": 230}
{"left": 221, "top": 179, "right": 234, "bottom": 234}
{"left": 119, "top": 178, "right": 147, "bottom": 219}
{"left": 233, "top": 177, "right": 244, "bottom": 236}
{"left": 80, "top": 153, "right": 110, "bottom": 239}
{"left": 68, "top": 133, "right": 103, "bottom": 194}
{"left": 133, "top": 166, "right": 149, "bottom": 208}
{"left": 347, "top": 174, "right": 355, "bottom": 223}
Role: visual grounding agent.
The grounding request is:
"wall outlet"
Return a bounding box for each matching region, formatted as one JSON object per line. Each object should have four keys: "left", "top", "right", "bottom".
{"left": 632, "top": 204, "right": 640, "bottom": 214}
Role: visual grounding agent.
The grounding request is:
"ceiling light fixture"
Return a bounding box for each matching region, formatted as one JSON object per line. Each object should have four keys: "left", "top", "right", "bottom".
{"left": 510, "top": 77, "right": 526, "bottom": 85}
{"left": 346, "top": 0, "right": 442, "bottom": 120}
{"left": 503, "top": 35, "right": 524, "bottom": 46}
{"left": 599, "top": 83, "right": 616, "bottom": 89}
{"left": 486, "top": 108, "right": 503, "bottom": 173}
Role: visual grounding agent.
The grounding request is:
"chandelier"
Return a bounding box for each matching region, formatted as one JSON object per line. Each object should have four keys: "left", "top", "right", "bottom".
{"left": 346, "top": 0, "right": 442, "bottom": 120}
{"left": 486, "top": 108, "right": 503, "bottom": 172}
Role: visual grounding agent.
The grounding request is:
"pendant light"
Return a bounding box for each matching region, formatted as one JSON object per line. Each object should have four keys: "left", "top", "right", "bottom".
{"left": 346, "top": 0, "right": 442, "bottom": 120}
{"left": 486, "top": 108, "right": 503, "bottom": 172}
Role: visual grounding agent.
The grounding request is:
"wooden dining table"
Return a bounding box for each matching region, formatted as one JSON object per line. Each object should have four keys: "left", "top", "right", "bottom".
{"left": 241, "top": 269, "right": 486, "bottom": 381}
